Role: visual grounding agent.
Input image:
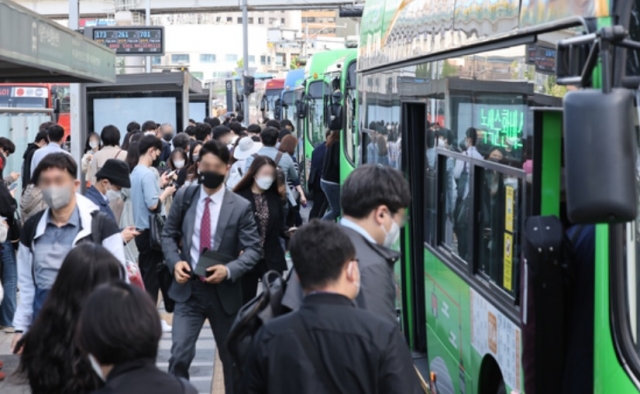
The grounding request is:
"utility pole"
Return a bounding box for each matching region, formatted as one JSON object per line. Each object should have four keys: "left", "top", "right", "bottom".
{"left": 145, "top": 0, "right": 151, "bottom": 73}
{"left": 242, "top": 0, "right": 250, "bottom": 122}
{"left": 69, "top": 0, "right": 84, "bottom": 182}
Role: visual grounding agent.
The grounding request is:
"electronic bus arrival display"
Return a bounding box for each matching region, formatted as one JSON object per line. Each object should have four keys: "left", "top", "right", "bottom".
{"left": 85, "top": 27, "right": 164, "bottom": 56}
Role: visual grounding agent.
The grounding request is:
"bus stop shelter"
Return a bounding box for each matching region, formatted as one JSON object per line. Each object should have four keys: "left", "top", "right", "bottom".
{"left": 0, "top": 0, "right": 115, "bottom": 83}
{"left": 83, "top": 71, "right": 203, "bottom": 135}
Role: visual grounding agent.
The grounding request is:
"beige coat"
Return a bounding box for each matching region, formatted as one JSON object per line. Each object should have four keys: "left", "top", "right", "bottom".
{"left": 87, "top": 145, "right": 126, "bottom": 185}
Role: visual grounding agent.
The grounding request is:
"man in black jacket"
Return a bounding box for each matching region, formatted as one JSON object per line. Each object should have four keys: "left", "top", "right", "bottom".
{"left": 21, "top": 128, "right": 49, "bottom": 193}
{"left": 241, "top": 220, "right": 422, "bottom": 394}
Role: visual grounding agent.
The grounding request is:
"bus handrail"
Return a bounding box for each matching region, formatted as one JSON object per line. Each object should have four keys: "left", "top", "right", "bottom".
{"left": 0, "top": 107, "right": 54, "bottom": 114}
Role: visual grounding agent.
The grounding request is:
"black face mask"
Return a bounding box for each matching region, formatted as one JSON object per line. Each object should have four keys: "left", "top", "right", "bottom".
{"left": 162, "top": 133, "right": 173, "bottom": 142}
{"left": 199, "top": 171, "right": 225, "bottom": 189}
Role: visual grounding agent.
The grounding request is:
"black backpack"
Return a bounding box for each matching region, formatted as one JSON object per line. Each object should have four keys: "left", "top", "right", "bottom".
{"left": 227, "top": 270, "right": 292, "bottom": 373}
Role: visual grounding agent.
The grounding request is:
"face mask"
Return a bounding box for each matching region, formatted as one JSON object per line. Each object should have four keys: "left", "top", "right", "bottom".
{"left": 106, "top": 188, "right": 121, "bottom": 202}
{"left": 42, "top": 185, "right": 73, "bottom": 210}
{"left": 144, "top": 131, "right": 155, "bottom": 137}
{"left": 255, "top": 176, "right": 274, "bottom": 191}
{"left": 88, "top": 354, "right": 105, "bottom": 382}
{"left": 162, "top": 133, "right": 173, "bottom": 142}
{"left": 89, "top": 140, "right": 99, "bottom": 149}
{"left": 174, "top": 160, "right": 185, "bottom": 169}
{"left": 381, "top": 215, "right": 400, "bottom": 248}
{"left": 199, "top": 171, "right": 225, "bottom": 189}
{"left": 191, "top": 154, "right": 199, "bottom": 162}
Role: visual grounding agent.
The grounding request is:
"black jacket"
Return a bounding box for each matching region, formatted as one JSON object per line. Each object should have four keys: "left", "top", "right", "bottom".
{"left": 308, "top": 142, "right": 327, "bottom": 192}
{"left": 321, "top": 141, "right": 340, "bottom": 183}
{"left": 91, "top": 359, "right": 197, "bottom": 394}
{"left": 241, "top": 293, "right": 422, "bottom": 394}
{"left": 22, "top": 143, "right": 39, "bottom": 192}
{"left": 236, "top": 188, "right": 287, "bottom": 272}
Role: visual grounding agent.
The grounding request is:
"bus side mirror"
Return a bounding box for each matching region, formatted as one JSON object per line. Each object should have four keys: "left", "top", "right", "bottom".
{"left": 327, "top": 103, "right": 344, "bottom": 130}
{"left": 260, "top": 97, "right": 266, "bottom": 112}
{"left": 563, "top": 88, "right": 638, "bottom": 223}
{"left": 274, "top": 98, "right": 282, "bottom": 120}
{"left": 297, "top": 100, "right": 307, "bottom": 119}
{"left": 53, "top": 98, "right": 61, "bottom": 114}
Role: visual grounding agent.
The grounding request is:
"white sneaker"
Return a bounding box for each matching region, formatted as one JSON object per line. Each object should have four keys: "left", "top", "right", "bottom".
{"left": 161, "top": 319, "right": 172, "bottom": 333}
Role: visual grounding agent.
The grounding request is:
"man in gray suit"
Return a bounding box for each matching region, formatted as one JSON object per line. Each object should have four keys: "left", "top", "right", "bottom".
{"left": 162, "top": 140, "right": 261, "bottom": 394}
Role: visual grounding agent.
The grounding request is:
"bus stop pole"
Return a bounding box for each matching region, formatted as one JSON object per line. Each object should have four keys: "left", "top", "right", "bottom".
{"left": 69, "top": 0, "right": 85, "bottom": 184}
{"left": 242, "top": 0, "right": 250, "bottom": 123}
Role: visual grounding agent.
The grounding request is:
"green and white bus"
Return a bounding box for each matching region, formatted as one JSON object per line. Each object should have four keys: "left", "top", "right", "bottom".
{"left": 343, "top": 0, "right": 640, "bottom": 392}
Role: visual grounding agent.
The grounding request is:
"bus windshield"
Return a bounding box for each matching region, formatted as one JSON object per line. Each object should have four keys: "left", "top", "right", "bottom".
{"left": 306, "top": 81, "right": 328, "bottom": 146}
{"left": 0, "top": 86, "right": 48, "bottom": 108}
{"left": 282, "top": 91, "right": 296, "bottom": 120}
{"left": 51, "top": 84, "right": 71, "bottom": 113}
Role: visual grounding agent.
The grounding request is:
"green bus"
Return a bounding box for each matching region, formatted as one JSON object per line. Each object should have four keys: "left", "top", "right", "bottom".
{"left": 299, "top": 48, "right": 357, "bottom": 190}
{"left": 342, "top": 0, "right": 640, "bottom": 392}
{"left": 321, "top": 49, "right": 359, "bottom": 182}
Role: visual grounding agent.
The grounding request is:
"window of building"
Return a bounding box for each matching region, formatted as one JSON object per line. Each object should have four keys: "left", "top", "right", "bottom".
{"left": 248, "top": 55, "right": 256, "bottom": 64}
{"left": 171, "top": 54, "right": 190, "bottom": 64}
{"left": 200, "top": 54, "right": 216, "bottom": 63}
{"left": 275, "top": 53, "right": 286, "bottom": 67}
{"left": 248, "top": 17, "right": 254, "bottom": 24}
{"left": 281, "top": 18, "right": 286, "bottom": 24}
{"left": 269, "top": 18, "right": 277, "bottom": 24}
{"left": 258, "top": 17, "right": 264, "bottom": 24}
{"left": 151, "top": 56, "right": 162, "bottom": 65}
{"left": 225, "top": 54, "right": 238, "bottom": 62}
{"left": 216, "top": 16, "right": 221, "bottom": 22}
{"left": 237, "top": 17, "right": 242, "bottom": 24}
{"left": 192, "top": 72, "right": 204, "bottom": 80}
{"left": 227, "top": 17, "right": 232, "bottom": 22}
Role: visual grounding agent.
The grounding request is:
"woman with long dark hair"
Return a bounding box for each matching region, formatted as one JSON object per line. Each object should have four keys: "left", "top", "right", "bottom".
{"left": 81, "top": 132, "right": 101, "bottom": 177}
{"left": 233, "top": 155, "right": 291, "bottom": 302}
{"left": 16, "top": 243, "right": 124, "bottom": 394}
{"left": 320, "top": 129, "right": 341, "bottom": 221}
{"left": 181, "top": 141, "right": 203, "bottom": 188}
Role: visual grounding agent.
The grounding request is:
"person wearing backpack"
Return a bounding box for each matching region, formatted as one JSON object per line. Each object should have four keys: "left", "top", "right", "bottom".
{"left": 11, "top": 153, "right": 126, "bottom": 354}
{"left": 161, "top": 140, "right": 261, "bottom": 394}
{"left": 244, "top": 127, "right": 305, "bottom": 209}
{"left": 241, "top": 220, "right": 422, "bottom": 394}
{"left": 227, "top": 137, "right": 262, "bottom": 190}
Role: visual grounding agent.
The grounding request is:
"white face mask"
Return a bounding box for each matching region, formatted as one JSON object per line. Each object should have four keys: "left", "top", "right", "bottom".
{"left": 381, "top": 214, "right": 400, "bottom": 248}
{"left": 174, "top": 160, "right": 185, "bottom": 169}
{"left": 88, "top": 354, "right": 105, "bottom": 382}
{"left": 105, "top": 186, "right": 121, "bottom": 202}
{"left": 255, "top": 176, "right": 274, "bottom": 191}
{"left": 89, "top": 140, "right": 99, "bottom": 149}
{"left": 144, "top": 131, "right": 155, "bottom": 137}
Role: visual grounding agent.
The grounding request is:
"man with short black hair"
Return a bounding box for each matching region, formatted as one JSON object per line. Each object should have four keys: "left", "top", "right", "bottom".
{"left": 283, "top": 165, "right": 411, "bottom": 324}
{"left": 30, "top": 124, "right": 70, "bottom": 177}
{"left": 212, "top": 125, "right": 233, "bottom": 145}
{"left": 87, "top": 125, "right": 125, "bottom": 185}
{"left": 12, "top": 153, "right": 126, "bottom": 351}
{"left": 142, "top": 121, "right": 171, "bottom": 165}
{"left": 188, "top": 118, "right": 197, "bottom": 127}
{"left": 265, "top": 119, "right": 280, "bottom": 130}
{"left": 243, "top": 220, "right": 422, "bottom": 394}
{"left": 131, "top": 135, "right": 176, "bottom": 305}
{"left": 184, "top": 125, "right": 196, "bottom": 140}
{"left": 195, "top": 122, "right": 212, "bottom": 143}
{"left": 21, "top": 129, "right": 49, "bottom": 193}
{"left": 246, "top": 124, "right": 261, "bottom": 139}
{"left": 204, "top": 117, "right": 221, "bottom": 128}
{"left": 162, "top": 140, "right": 260, "bottom": 393}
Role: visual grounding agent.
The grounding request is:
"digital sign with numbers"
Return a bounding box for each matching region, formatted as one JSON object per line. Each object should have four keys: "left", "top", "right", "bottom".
{"left": 526, "top": 44, "right": 556, "bottom": 75}
{"left": 86, "top": 27, "right": 164, "bottom": 56}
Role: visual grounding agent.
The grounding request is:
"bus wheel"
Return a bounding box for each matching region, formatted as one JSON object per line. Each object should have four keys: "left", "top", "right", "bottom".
{"left": 478, "top": 356, "right": 505, "bottom": 394}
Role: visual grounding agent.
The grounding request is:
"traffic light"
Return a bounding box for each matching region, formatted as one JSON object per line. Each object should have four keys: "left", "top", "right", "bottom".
{"left": 243, "top": 76, "right": 255, "bottom": 95}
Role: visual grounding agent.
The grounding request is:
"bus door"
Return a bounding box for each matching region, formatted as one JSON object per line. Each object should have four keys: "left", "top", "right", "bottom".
{"left": 400, "top": 101, "right": 428, "bottom": 351}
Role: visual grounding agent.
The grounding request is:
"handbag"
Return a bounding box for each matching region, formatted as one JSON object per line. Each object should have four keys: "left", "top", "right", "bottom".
{"left": 149, "top": 206, "right": 165, "bottom": 251}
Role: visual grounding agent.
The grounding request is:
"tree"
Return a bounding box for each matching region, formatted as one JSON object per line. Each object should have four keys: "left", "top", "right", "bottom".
{"left": 290, "top": 55, "right": 303, "bottom": 70}
{"left": 237, "top": 58, "right": 244, "bottom": 69}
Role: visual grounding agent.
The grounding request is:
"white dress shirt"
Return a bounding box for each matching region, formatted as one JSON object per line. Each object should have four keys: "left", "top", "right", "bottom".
{"left": 190, "top": 185, "right": 225, "bottom": 268}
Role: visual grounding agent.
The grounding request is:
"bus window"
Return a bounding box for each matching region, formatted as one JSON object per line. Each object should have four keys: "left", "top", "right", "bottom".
{"left": 477, "top": 170, "right": 521, "bottom": 295}
{"left": 307, "top": 81, "right": 328, "bottom": 146}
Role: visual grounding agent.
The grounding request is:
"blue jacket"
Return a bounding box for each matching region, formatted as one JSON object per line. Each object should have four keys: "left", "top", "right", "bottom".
{"left": 85, "top": 185, "right": 116, "bottom": 222}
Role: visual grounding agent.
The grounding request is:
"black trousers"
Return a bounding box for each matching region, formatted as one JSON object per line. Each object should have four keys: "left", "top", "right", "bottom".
{"left": 135, "top": 230, "right": 165, "bottom": 305}
{"left": 308, "top": 186, "right": 328, "bottom": 220}
{"left": 169, "top": 280, "right": 237, "bottom": 394}
{"left": 240, "top": 259, "right": 275, "bottom": 304}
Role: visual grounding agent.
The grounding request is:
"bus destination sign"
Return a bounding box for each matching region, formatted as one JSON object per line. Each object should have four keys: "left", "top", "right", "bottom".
{"left": 86, "top": 27, "right": 164, "bottom": 56}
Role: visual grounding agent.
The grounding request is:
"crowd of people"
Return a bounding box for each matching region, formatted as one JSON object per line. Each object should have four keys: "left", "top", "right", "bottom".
{"left": 0, "top": 114, "right": 424, "bottom": 393}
